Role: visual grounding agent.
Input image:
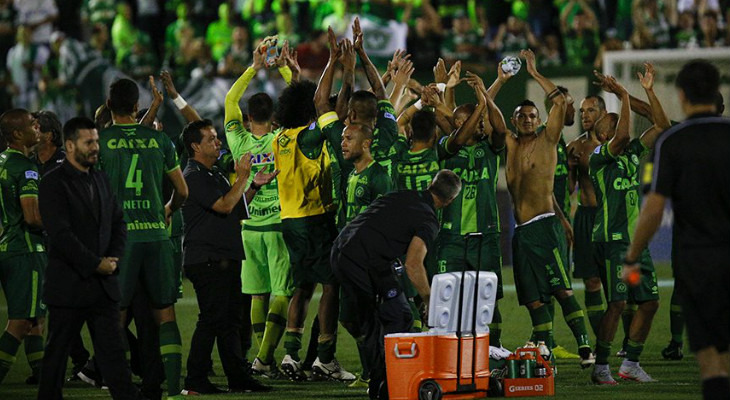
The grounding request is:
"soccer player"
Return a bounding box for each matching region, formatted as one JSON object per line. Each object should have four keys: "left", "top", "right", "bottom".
{"left": 272, "top": 80, "right": 353, "bottom": 382}
{"left": 224, "top": 46, "right": 294, "bottom": 378}
{"left": 486, "top": 49, "right": 593, "bottom": 367}
{"left": 98, "top": 78, "right": 189, "bottom": 399}
{"left": 588, "top": 67, "right": 669, "bottom": 384}
{"left": 0, "top": 109, "right": 45, "bottom": 385}
{"left": 622, "top": 59, "right": 729, "bottom": 400}
{"left": 435, "top": 74, "right": 506, "bottom": 346}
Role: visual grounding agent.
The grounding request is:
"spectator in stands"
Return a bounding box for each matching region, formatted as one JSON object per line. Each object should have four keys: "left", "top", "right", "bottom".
{"left": 206, "top": 3, "right": 233, "bottom": 63}
{"left": 594, "top": 29, "right": 624, "bottom": 69}
{"left": 560, "top": 0, "right": 600, "bottom": 67}
{"left": 165, "top": 2, "right": 196, "bottom": 64}
{"left": 82, "top": 0, "right": 116, "bottom": 28}
{"left": 631, "top": 0, "right": 672, "bottom": 49}
{"left": 191, "top": 42, "right": 216, "bottom": 80}
{"left": 699, "top": 11, "right": 727, "bottom": 47}
{"left": 489, "top": 15, "right": 539, "bottom": 60}
{"left": 6, "top": 25, "right": 49, "bottom": 110}
{"left": 120, "top": 36, "right": 158, "bottom": 85}
{"left": 89, "top": 23, "right": 114, "bottom": 62}
{"left": 295, "top": 30, "right": 329, "bottom": 81}
{"left": 539, "top": 33, "right": 562, "bottom": 68}
{"left": 672, "top": 11, "right": 700, "bottom": 48}
{"left": 243, "top": 0, "right": 277, "bottom": 39}
{"left": 0, "top": 0, "right": 15, "bottom": 69}
{"left": 111, "top": 2, "right": 139, "bottom": 65}
{"left": 218, "top": 25, "right": 252, "bottom": 78}
{"left": 406, "top": 0, "right": 443, "bottom": 72}
{"left": 13, "top": 0, "right": 57, "bottom": 45}
{"left": 136, "top": 0, "right": 164, "bottom": 60}
{"left": 442, "top": 10, "right": 484, "bottom": 71}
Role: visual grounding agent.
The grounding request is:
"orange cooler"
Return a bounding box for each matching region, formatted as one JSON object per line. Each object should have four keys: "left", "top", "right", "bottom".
{"left": 384, "top": 331, "right": 490, "bottom": 400}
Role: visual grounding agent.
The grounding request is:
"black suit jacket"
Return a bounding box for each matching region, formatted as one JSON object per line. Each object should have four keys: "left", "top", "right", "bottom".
{"left": 39, "top": 160, "right": 127, "bottom": 308}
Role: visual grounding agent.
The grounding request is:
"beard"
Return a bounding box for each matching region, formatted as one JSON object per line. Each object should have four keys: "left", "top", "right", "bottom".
{"left": 75, "top": 151, "right": 98, "bottom": 168}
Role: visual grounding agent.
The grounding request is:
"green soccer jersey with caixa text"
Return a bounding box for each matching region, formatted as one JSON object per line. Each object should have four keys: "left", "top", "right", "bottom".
{"left": 0, "top": 150, "right": 45, "bottom": 258}
{"left": 390, "top": 135, "right": 450, "bottom": 191}
{"left": 99, "top": 123, "right": 179, "bottom": 242}
{"left": 344, "top": 161, "right": 393, "bottom": 224}
{"left": 589, "top": 138, "right": 649, "bottom": 242}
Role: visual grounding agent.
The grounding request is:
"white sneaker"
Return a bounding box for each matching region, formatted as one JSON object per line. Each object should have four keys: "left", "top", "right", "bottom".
{"left": 312, "top": 357, "right": 356, "bottom": 382}
{"left": 591, "top": 365, "right": 618, "bottom": 385}
{"left": 280, "top": 354, "right": 307, "bottom": 382}
{"left": 251, "top": 357, "right": 284, "bottom": 379}
{"left": 618, "top": 361, "right": 656, "bottom": 382}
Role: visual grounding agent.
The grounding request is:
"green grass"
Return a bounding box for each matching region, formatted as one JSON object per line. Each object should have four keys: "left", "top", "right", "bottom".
{"left": 1, "top": 262, "right": 701, "bottom": 399}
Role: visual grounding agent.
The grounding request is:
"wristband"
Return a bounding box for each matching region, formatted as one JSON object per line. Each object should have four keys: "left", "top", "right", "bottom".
{"left": 250, "top": 181, "right": 261, "bottom": 191}
{"left": 436, "top": 83, "right": 446, "bottom": 92}
{"left": 413, "top": 100, "right": 423, "bottom": 110}
{"left": 173, "top": 95, "right": 188, "bottom": 110}
{"left": 622, "top": 257, "right": 638, "bottom": 265}
{"left": 423, "top": 106, "right": 436, "bottom": 113}
{"left": 548, "top": 88, "right": 562, "bottom": 100}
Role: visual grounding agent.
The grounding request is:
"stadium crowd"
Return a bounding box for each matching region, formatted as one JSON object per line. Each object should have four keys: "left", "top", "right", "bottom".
{"left": 0, "top": 1, "right": 729, "bottom": 400}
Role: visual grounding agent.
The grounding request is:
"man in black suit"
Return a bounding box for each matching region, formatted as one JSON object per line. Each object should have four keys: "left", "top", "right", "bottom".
{"left": 37, "top": 117, "right": 143, "bottom": 400}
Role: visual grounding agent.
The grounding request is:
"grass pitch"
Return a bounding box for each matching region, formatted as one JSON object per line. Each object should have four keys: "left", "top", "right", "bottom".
{"left": 1, "top": 262, "right": 701, "bottom": 399}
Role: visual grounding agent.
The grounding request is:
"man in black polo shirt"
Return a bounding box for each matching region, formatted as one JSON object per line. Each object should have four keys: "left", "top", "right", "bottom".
{"left": 181, "top": 119, "right": 277, "bottom": 394}
{"left": 331, "top": 170, "right": 462, "bottom": 400}
{"left": 30, "top": 110, "right": 65, "bottom": 175}
{"left": 623, "top": 60, "right": 730, "bottom": 399}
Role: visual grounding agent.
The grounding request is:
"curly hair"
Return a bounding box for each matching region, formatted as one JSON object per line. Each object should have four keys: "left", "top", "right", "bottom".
{"left": 275, "top": 80, "right": 317, "bottom": 129}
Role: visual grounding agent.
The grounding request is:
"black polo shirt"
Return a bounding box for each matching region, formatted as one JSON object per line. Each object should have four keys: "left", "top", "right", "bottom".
{"left": 31, "top": 148, "right": 66, "bottom": 176}
{"left": 335, "top": 190, "right": 440, "bottom": 266}
{"left": 652, "top": 113, "right": 730, "bottom": 249}
{"left": 182, "top": 159, "right": 249, "bottom": 265}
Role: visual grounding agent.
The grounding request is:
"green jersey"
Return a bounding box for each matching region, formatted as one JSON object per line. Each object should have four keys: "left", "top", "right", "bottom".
{"left": 440, "top": 141, "right": 502, "bottom": 235}
{"left": 225, "top": 120, "right": 282, "bottom": 230}
{"left": 344, "top": 161, "right": 393, "bottom": 224}
{"left": 589, "top": 138, "right": 648, "bottom": 242}
{"left": 99, "top": 123, "right": 180, "bottom": 242}
{"left": 371, "top": 100, "right": 399, "bottom": 176}
{"left": 391, "top": 135, "right": 449, "bottom": 191}
{"left": 0, "top": 150, "right": 44, "bottom": 259}
{"left": 554, "top": 136, "right": 571, "bottom": 218}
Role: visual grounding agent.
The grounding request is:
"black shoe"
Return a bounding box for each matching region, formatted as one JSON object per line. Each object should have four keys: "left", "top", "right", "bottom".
{"left": 78, "top": 363, "right": 103, "bottom": 388}
{"left": 184, "top": 381, "right": 226, "bottom": 394}
{"left": 229, "top": 377, "right": 273, "bottom": 393}
{"left": 661, "top": 340, "right": 684, "bottom": 360}
{"left": 25, "top": 374, "right": 39, "bottom": 385}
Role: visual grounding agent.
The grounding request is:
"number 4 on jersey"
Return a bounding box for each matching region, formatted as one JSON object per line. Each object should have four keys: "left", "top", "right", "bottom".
{"left": 126, "top": 154, "right": 143, "bottom": 196}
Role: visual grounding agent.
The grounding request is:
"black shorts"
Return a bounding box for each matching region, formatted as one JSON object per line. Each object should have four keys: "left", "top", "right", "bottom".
{"left": 675, "top": 246, "right": 730, "bottom": 353}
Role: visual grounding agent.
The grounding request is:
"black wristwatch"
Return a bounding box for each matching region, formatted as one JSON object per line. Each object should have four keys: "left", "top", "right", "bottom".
{"left": 250, "top": 181, "right": 261, "bottom": 191}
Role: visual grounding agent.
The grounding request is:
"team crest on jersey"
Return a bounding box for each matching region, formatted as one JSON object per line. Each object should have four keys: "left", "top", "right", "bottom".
{"left": 631, "top": 154, "right": 639, "bottom": 165}
{"left": 278, "top": 135, "right": 291, "bottom": 147}
{"left": 617, "top": 282, "right": 627, "bottom": 293}
{"left": 225, "top": 120, "right": 242, "bottom": 133}
{"left": 355, "top": 186, "right": 366, "bottom": 198}
{"left": 475, "top": 149, "right": 485, "bottom": 158}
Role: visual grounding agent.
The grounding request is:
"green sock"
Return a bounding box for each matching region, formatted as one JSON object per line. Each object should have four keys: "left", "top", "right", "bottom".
{"left": 529, "top": 299, "right": 555, "bottom": 344}
{"left": 557, "top": 295, "right": 590, "bottom": 348}
{"left": 595, "top": 340, "right": 612, "bottom": 365}
{"left": 24, "top": 335, "right": 44, "bottom": 378}
{"left": 0, "top": 331, "right": 21, "bottom": 384}
{"left": 317, "top": 333, "right": 336, "bottom": 364}
{"left": 528, "top": 305, "right": 553, "bottom": 345}
{"left": 159, "top": 322, "right": 182, "bottom": 396}
{"left": 258, "top": 295, "right": 288, "bottom": 364}
{"left": 670, "top": 289, "right": 685, "bottom": 344}
{"left": 621, "top": 304, "right": 637, "bottom": 350}
{"left": 626, "top": 339, "right": 644, "bottom": 362}
{"left": 284, "top": 331, "right": 303, "bottom": 361}
{"left": 488, "top": 303, "right": 502, "bottom": 347}
{"left": 251, "top": 297, "right": 268, "bottom": 348}
{"left": 584, "top": 290, "right": 606, "bottom": 338}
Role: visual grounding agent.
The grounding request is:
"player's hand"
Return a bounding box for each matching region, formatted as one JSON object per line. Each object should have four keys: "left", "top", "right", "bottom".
{"left": 287, "top": 49, "right": 301, "bottom": 81}
{"left": 390, "top": 49, "right": 410, "bottom": 72}
{"left": 637, "top": 62, "right": 655, "bottom": 91}
{"left": 97, "top": 257, "right": 118, "bottom": 275}
{"left": 393, "top": 59, "right": 414, "bottom": 87}
{"left": 604, "top": 75, "right": 628, "bottom": 97}
{"left": 352, "top": 17, "right": 364, "bottom": 52}
{"left": 621, "top": 262, "right": 641, "bottom": 286}
{"left": 252, "top": 166, "right": 280, "bottom": 188}
{"left": 446, "top": 60, "right": 462, "bottom": 88}
{"left": 496, "top": 60, "right": 513, "bottom": 82}
{"left": 275, "top": 40, "right": 290, "bottom": 68}
{"left": 433, "top": 58, "right": 448, "bottom": 84}
{"left": 252, "top": 44, "right": 266, "bottom": 70}
{"left": 149, "top": 75, "right": 163, "bottom": 105}
{"left": 327, "top": 26, "right": 341, "bottom": 62}
{"left": 421, "top": 85, "right": 438, "bottom": 106}
{"left": 520, "top": 49, "right": 538, "bottom": 76}
{"left": 592, "top": 70, "right": 614, "bottom": 93}
{"left": 235, "top": 152, "right": 253, "bottom": 184}
{"left": 160, "top": 70, "right": 178, "bottom": 99}
{"left": 419, "top": 296, "right": 430, "bottom": 325}
{"left": 339, "top": 38, "right": 356, "bottom": 71}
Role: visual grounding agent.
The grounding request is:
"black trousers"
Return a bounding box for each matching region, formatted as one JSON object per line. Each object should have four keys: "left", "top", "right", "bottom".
{"left": 184, "top": 259, "right": 249, "bottom": 387}
{"left": 330, "top": 248, "right": 413, "bottom": 399}
{"left": 38, "top": 296, "right": 141, "bottom": 400}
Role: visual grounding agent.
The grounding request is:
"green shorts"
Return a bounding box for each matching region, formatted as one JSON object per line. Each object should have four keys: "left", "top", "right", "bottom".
{"left": 0, "top": 253, "right": 47, "bottom": 319}
{"left": 242, "top": 228, "right": 294, "bottom": 296}
{"left": 436, "top": 233, "right": 503, "bottom": 299}
{"left": 170, "top": 235, "right": 183, "bottom": 299}
{"left": 119, "top": 240, "right": 177, "bottom": 308}
{"left": 512, "top": 215, "right": 571, "bottom": 306}
{"left": 594, "top": 241, "right": 659, "bottom": 304}
{"left": 282, "top": 214, "right": 337, "bottom": 288}
{"left": 572, "top": 205, "right": 599, "bottom": 279}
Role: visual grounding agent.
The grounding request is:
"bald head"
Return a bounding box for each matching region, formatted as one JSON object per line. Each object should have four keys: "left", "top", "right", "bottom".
{"left": 0, "top": 108, "right": 36, "bottom": 145}
{"left": 453, "top": 104, "right": 476, "bottom": 128}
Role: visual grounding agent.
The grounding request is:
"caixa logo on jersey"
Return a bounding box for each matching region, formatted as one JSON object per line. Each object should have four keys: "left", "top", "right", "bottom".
{"left": 249, "top": 153, "right": 275, "bottom": 164}
{"left": 508, "top": 384, "right": 544, "bottom": 393}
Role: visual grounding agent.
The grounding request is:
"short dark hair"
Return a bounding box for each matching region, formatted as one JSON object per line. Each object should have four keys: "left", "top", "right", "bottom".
{"left": 94, "top": 104, "right": 113, "bottom": 131}
{"left": 108, "top": 78, "right": 139, "bottom": 116}
{"left": 347, "top": 123, "right": 374, "bottom": 141}
{"left": 584, "top": 95, "right": 606, "bottom": 111}
{"left": 248, "top": 93, "right": 274, "bottom": 123}
{"left": 0, "top": 108, "right": 30, "bottom": 143}
{"left": 676, "top": 59, "right": 720, "bottom": 106}
{"left": 63, "top": 117, "right": 96, "bottom": 143}
{"left": 275, "top": 80, "right": 317, "bottom": 128}
{"left": 182, "top": 119, "right": 214, "bottom": 155}
{"left": 349, "top": 90, "right": 378, "bottom": 121}
{"left": 32, "top": 110, "right": 63, "bottom": 147}
{"left": 410, "top": 110, "right": 437, "bottom": 143}
{"left": 428, "top": 169, "right": 462, "bottom": 202}
{"left": 513, "top": 100, "right": 539, "bottom": 116}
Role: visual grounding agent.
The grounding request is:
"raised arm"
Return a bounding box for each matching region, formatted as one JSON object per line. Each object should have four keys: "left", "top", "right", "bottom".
{"left": 487, "top": 59, "right": 514, "bottom": 99}
{"left": 140, "top": 75, "right": 163, "bottom": 128}
{"left": 337, "top": 39, "right": 356, "bottom": 121}
{"left": 353, "top": 17, "right": 387, "bottom": 100}
{"left": 444, "top": 60, "right": 461, "bottom": 111}
{"left": 162, "top": 70, "right": 201, "bottom": 123}
{"left": 225, "top": 47, "right": 265, "bottom": 126}
{"left": 274, "top": 41, "right": 295, "bottom": 84}
{"left": 390, "top": 59, "right": 415, "bottom": 113}
{"left": 605, "top": 76, "right": 631, "bottom": 156}
{"left": 522, "top": 49, "right": 565, "bottom": 143}
{"left": 443, "top": 74, "right": 486, "bottom": 154}
{"left": 485, "top": 83, "right": 510, "bottom": 141}
{"left": 314, "top": 27, "right": 341, "bottom": 117}
{"left": 594, "top": 70, "right": 654, "bottom": 121}
{"left": 637, "top": 62, "right": 670, "bottom": 149}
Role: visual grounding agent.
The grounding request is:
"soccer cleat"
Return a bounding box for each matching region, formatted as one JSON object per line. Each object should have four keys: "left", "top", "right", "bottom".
{"left": 251, "top": 357, "right": 285, "bottom": 379}
{"left": 312, "top": 357, "right": 356, "bottom": 382}
{"left": 280, "top": 354, "right": 308, "bottom": 382}
{"left": 618, "top": 361, "right": 657, "bottom": 382}
{"left": 615, "top": 349, "right": 627, "bottom": 358}
{"left": 578, "top": 346, "right": 596, "bottom": 369}
{"left": 180, "top": 389, "right": 200, "bottom": 396}
{"left": 348, "top": 375, "right": 370, "bottom": 388}
{"left": 661, "top": 341, "right": 684, "bottom": 360}
{"left": 552, "top": 345, "right": 580, "bottom": 359}
{"left": 591, "top": 365, "right": 618, "bottom": 385}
